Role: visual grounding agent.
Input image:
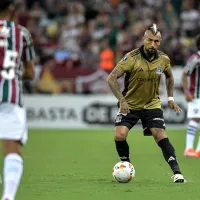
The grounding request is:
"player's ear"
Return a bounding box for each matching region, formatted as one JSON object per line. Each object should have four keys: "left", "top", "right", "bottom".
{"left": 142, "top": 36, "right": 145, "bottom": 43}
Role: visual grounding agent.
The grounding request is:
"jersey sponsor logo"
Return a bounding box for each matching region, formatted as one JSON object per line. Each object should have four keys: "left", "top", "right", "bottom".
{"left": 156, "top": 66, "right": 163, "bottom": 74}
{"left": 136, "top": 77, "right": 159, "bottom": 82}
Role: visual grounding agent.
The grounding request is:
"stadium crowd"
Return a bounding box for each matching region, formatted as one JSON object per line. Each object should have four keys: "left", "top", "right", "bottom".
{"left": 17, "top": 0, "right": 200, "bottom": 94}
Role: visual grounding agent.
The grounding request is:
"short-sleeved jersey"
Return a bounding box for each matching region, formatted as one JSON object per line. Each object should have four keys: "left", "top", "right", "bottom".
{"left": 0, "top": 20, "right": 35, "bottom": 106}
{"left": 183, "top": 51, "right": 200, "bottom": 98}
{"left": 116, "top": 46, "right": 170, "bottom": 109}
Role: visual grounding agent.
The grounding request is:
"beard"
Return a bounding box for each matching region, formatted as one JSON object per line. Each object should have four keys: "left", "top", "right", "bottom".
{"left": 146, "top": 48, "right": 156, "bottom": 57}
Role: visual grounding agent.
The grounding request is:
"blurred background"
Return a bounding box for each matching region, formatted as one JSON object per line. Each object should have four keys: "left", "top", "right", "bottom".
{"left": 17, "top": 0, "right": 200, "bottom": 128}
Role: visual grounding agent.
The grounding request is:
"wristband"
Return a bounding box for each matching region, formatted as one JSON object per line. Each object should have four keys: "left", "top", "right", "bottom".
{"left": 184, "top": 90, "right": 190, "bottom": 94}
{"left": 168, "top": 97, "right": 174, "bottom": 101}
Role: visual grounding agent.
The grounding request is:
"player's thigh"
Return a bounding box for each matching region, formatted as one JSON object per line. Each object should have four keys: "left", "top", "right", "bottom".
{"left": 141, "top": 109, "right": 166, "bottom": 139}
{"left": 2, "top": 140, "right": 22, "bottom": 156}
{"left": 114, "top": 110, "right": 140, "bottom": 140}
{"left": 0, "top": 103, "right": 28, "bottom": 145}
{"left": 191, "top": 118, "right": 200, "bottom": 123}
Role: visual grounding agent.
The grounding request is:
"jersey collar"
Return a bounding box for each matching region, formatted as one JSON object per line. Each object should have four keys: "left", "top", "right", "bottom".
{"left": 139, "top": 45, "right": 159, "bottom": 62}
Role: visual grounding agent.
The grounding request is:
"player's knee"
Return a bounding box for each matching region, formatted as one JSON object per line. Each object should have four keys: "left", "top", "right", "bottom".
{"left": 151, "top": 128, "right": 167, "bottom": 143}
{"left": 114, "top": 131, "right": 127, "bottom": 141}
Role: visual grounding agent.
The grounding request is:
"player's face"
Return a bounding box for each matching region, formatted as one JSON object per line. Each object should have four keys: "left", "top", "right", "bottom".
{"left": 143, "top": 31, "right": 161, "bottom": 55}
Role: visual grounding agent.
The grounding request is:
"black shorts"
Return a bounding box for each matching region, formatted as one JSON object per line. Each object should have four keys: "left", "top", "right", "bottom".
{"left": 114, "top": 109, "right": 166, "bottom": 136}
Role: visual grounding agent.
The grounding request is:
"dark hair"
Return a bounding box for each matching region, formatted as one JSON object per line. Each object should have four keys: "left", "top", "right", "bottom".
{"left": 0, "top": 0, "right": 15, "bottom": 11}
{"left": 196, "top": 34, "right": 200, "bottom": 50}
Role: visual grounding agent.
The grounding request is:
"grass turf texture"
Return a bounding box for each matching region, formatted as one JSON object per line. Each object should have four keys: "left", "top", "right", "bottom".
{"left": 1, "top": 129, "right": 200, "bottom": 200}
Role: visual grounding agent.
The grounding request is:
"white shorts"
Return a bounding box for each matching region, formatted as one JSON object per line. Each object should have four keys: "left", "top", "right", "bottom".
{"left": 187, "top": 99, "right": 200, "bottom": 119}
{"left": 0, "top": 103, "right": 27, "bottom": 144}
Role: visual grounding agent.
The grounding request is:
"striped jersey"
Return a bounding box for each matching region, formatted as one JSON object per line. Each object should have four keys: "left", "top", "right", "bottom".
{"left": 184, "top": 51, "right": 200, "bottom": 98}
{"left": 0, "top": 20, "right": 35, "bottom": 106}
{"left": 116, "top": 46, "right": 171, "bottom": 109}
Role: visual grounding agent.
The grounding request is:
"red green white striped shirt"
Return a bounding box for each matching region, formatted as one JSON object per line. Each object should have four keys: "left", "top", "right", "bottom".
{"left": 184, "top": 51, "right": 200, "bottom": 98}
{"left": 0, "top": 20, "right": 35, "bottom": 106}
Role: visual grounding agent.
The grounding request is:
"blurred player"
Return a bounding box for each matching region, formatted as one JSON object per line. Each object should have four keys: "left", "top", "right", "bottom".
{"left": 0, "top": 1, "right": 35, "bottom": 200}
{"left": 182, "top": 34, "right": 200, "bottom": 157}
{"left": 107, "top": 24, "right": 186, "bottom": 183}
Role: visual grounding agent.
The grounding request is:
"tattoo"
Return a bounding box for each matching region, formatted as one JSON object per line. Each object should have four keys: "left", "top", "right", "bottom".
{"left": 152, "top": 128, "right": 163, "bottom": 133}
{"left": 164, "top": 68, "right": 174, "bottom": 97}
{"left": 106, "top": 67, "right": 125, "bottom": 102}
{"left": 150, "top": 128, "right": 166, "bottom": 141}
{"left": 182, "top": 71, "right": 189, "bottom": 91}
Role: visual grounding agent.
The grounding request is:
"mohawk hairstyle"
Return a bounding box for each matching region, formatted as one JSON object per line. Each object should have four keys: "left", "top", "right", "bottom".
{"left": 147, "top": 24, "right": 160, "bottom": 35}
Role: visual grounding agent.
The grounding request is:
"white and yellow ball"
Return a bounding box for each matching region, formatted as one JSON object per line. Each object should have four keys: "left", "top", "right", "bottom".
{"left": 112, "top": 161, "right": 135, "bottom": 183}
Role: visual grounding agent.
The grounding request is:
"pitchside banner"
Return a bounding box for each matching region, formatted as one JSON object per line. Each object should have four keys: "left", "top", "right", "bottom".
{"left": 24, "top": 94, "right": 188, "bottom": 129}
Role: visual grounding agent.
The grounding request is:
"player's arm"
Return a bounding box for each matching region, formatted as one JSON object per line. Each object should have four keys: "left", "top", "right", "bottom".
{"left": 106, "top": 67, "right": 125, "bottom": 103}
{"left": 107, "top": 67, "right": 130, "bottom": 114}
{"left": 164, "top": 67, "right": 174, "bottom": 97}
{"left": 182, "top": 71, "right": 188, "bottom": 92}
{"left": 107, "top": 54, "right": 132, "bottom": 114}
{"left": 22, "top": 61, "right": 35, "bottom": 80}
{"left": 182, "top": 70, "right": 193, "bottom": 102}
{"left": 181, "top": 55, "right": 198, "bottom": 102}
{"left": 164, "top": 68, "right": 182, "bottom": 112}
{"left": 21, "top": 26, "right": 36, "bottom": 81}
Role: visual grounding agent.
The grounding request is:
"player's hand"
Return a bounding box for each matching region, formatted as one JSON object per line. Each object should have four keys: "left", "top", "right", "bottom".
{"left": 119, "top": 101, "right": 130, "bottom": 115}
{"left": 168, "top": 101, "right": 182, "bottom": 113}
{"left": 185, "top": 92, "right": 194, "bottom": 102}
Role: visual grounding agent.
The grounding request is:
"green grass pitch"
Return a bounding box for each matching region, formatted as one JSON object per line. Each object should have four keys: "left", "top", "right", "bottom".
{"left": 1, "top": 128, "right": 200, "bottom": 200}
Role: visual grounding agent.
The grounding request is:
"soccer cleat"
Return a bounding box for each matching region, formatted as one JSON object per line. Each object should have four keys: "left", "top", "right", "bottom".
{"left": 172, "top": 174, "right": 186, "bottom": 183}
{"left": 184, "top": 148, "right": 198, "bottom": 157}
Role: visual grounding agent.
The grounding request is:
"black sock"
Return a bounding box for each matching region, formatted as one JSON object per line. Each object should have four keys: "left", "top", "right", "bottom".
{"left": 115, "top": 140, "right": 130, "bottom": 162}
{"left": 158, "top": 138, "right": 181, "bottom": 174}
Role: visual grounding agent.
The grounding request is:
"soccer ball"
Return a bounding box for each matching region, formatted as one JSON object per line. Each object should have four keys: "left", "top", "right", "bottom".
{"left": 112, "top": 161, "right": 135, "bottom": 183}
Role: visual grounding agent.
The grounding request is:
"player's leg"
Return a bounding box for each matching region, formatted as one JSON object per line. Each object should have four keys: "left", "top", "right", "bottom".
{"left": 1, "top": 140, "right": 23, "bottom": 200}
{"left": 141, "top": 109, "right": 185, "bottom": 183}
{"left": 150, "top": 128, "right": 185, "bottom": 183}
{"left": 193, "top": 118, "right": 200, "bottom": 156}
{"left": 150, "top": 128, "right": 181, "bottom": 174}
{"left": 184, "top": 118, "right": 199, "bottom": 157}
{"left": 114, "top": 111, "right": 140, "bottom": 162}
{"left": 0, "top": 104, "right": 27, "bottom": 200}
{"left": 114, "top": 126, "right": 130, "bottom": 162}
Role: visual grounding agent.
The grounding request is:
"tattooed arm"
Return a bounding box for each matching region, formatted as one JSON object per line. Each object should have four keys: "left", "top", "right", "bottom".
{"left": 164, "top": 68, "right": 174, "bottom": 97}
{"left": 164, "top": 68, "right": 182, "bottom": 112}
{"left": 106, "top": 67, "right": 125, "bottom": 102}
{"left": 106, "top": 67, "right": 129, "bottom": 113}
